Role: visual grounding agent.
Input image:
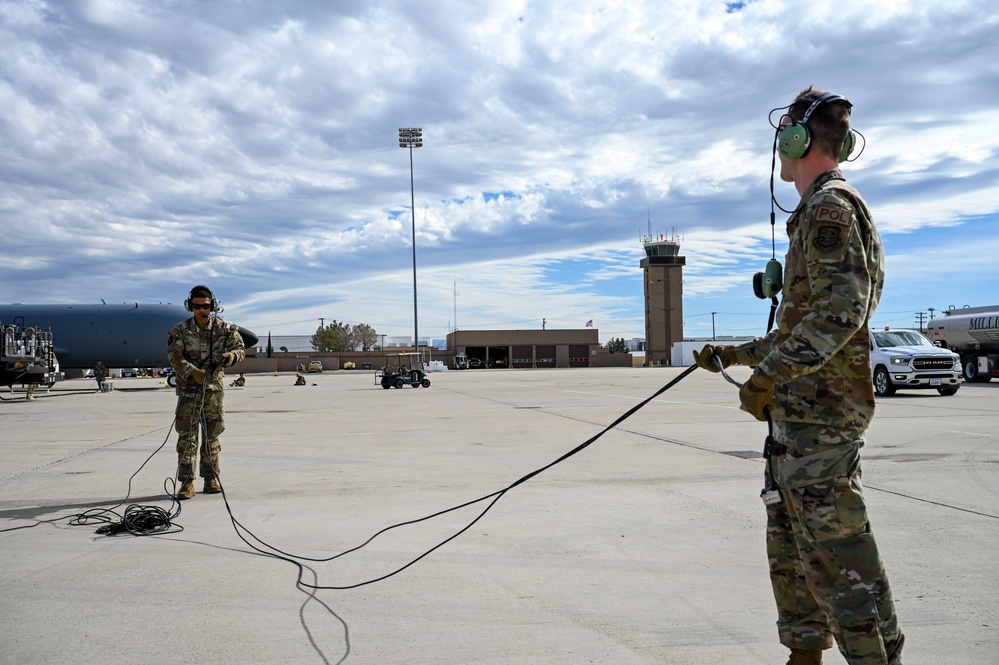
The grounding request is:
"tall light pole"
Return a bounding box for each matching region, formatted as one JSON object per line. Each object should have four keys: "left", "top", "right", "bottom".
{"left": 399, "top": 127, "right": 423, "bottom": 358}
{"left": 711, "top": 312, "right": 717, "bottom": 340}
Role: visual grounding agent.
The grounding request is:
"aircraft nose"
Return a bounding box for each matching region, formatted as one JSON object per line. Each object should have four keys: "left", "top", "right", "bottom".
{"left": 237, "top": 326, "right": 259, "bottom": 348}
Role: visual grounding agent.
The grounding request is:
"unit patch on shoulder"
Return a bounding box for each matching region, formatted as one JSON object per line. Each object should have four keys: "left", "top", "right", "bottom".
{"left": 812, "top": 225, "right": 843, "bottom": 253}
{"left": 813, "top": 203, "right": 852, "bottom": 226}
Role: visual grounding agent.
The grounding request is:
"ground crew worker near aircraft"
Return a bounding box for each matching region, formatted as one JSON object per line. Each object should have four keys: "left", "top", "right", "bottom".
{"left": 694, "top": 87, "right": 904, "bottom": 665}
{"left": 93, "top": 361, "right": 108, "bottom": 392}
{"left": 167, "top": 285, "right": 245, "bottom": 500}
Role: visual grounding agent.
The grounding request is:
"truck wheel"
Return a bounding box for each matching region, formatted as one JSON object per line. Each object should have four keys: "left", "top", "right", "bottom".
{"left": 873, "top": 367, "right": 896, "bottom": 396}
{"left": 167, "top": 374, "right": 178, "bottom": 388}
{"left": 937, "top": 387, "right": 959, "bottom": 396}
{"left": 421, "top": 378, "right": 431, "bottom": 388}
{"left": 393, "top": 378, "right": 404, "bottom": 389}
{"left": 963, "top": 355, "right": 992, "bottom": 382}
{"left": 381, "top": 381, "right": 391, "bottom": 389}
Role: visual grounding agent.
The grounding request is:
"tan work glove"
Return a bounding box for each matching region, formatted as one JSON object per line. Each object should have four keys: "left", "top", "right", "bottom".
{"left": 693, "top": 344, "right": 738, "bottom": 373}
{"left": 191, "top": 368, "right": 207, "bottom": 385}
{"left": 221, "top": 352, "right": 237, "bottom": 368}
{"left": 739, "top": 369, "right": 775, "bottom": 421}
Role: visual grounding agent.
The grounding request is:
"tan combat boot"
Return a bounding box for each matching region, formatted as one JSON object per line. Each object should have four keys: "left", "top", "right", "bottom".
{"left": 177, "top": 479, "right": 196, "bottom": 500}
{"left": 786, "top": 649, "right": 823, "bottom": 665}
{"left": 203, "top": 477, "right": 221, "bottom": 494}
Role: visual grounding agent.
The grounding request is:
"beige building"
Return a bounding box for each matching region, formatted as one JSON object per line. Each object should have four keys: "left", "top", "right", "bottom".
{"left": 233, "top": 327, "right": 630, "bottom": 373}
{"left": 447, "top": 328, "right": 628, "bottom": 368}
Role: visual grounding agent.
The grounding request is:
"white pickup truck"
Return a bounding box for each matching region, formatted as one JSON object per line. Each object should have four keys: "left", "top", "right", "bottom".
{"left": 869, "top": 328, "right": 962, "bottom": 396}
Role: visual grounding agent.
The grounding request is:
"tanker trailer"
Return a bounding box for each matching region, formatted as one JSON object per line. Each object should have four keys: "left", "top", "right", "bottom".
{"left": 925, "top": 305, "right": 999, "bottom": 382}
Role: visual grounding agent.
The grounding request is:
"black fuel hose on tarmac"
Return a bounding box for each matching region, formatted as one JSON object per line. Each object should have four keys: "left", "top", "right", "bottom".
{"left": 224, "top": 364, "right": 701, "bottom": 590}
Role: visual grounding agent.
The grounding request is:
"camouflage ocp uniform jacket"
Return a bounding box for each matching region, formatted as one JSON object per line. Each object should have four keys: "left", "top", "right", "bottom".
{"left": 733, "top": 169, "right": 885, "bottom": 430}
{"left": 167, "top": 317, "right": 246, "bottom": 395}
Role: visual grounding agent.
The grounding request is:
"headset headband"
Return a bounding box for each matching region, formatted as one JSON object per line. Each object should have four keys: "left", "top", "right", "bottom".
{"left": 801, "top": 92, "right": 852, "bottom": 124}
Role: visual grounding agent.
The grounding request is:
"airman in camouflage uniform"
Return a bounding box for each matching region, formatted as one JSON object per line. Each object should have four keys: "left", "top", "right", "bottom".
{"left": 695, "top": 88, "right": 903, "bottom": 665}
{"left": 94, "top": 361, "right": 108, "bottom": 392}
{"left": 167, "top": 286, "right": 245, "bottom": 500}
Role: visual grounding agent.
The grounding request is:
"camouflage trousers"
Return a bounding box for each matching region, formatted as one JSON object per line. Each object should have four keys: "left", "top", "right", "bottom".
{"left": 174, "top": 390, "right": 225, "bottom": 481}
{"left": 765, "top": 421, "right": 904, "bottom": 664}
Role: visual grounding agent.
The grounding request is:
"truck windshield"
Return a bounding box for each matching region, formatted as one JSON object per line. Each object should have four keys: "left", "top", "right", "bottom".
{"left": 874, "top": 331, "right": 933, "bottom": 348}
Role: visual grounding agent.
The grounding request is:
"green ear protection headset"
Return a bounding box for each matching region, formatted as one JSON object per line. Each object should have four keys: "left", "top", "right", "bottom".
{"left": 184, "top": 284, "right": 221, "bottom": 312}
{"left": 777, "top": 92, "right": 856, "bottom": 162}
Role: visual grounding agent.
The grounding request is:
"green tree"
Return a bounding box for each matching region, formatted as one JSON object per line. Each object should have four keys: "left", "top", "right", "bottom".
{"left": 605, "top": 337, "right": 629, "bottom": 354}
{"left": 331, "top": 321, "right": 353, "bottom": 351}
{"left": 353, "top": 324, "right": 378, "bottom": 351}
{"left": 311, "top": 323, "right": 339, "bottom": 352}
{"left": 312, "top": 320, "right": 378, "bottom": 352}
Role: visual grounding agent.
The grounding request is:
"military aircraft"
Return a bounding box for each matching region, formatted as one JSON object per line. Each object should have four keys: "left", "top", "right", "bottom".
{"left": 0, "top": 303, "right": 258, "bottom": 389}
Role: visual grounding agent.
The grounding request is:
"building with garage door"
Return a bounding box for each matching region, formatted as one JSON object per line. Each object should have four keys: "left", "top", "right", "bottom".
{"left": 446, "top": 328, "right": 623, "bottom": 368}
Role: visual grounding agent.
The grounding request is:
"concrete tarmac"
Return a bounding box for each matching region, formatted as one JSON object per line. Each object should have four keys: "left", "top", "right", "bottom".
{"left": 1, "top": 367, "right": 997, "bottom": 664}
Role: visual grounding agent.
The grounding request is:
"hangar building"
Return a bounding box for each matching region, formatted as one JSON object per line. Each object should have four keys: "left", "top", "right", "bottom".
{"left": 446, "top": 328, "right": 627, "bottom": 368}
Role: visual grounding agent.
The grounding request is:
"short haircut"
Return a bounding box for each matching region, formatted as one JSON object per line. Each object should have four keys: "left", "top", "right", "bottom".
{"left": 190, "top": 285, "right": 213, "bottom": 301}
{"left": 788, "top": 86, "right": 852, "bottom": 161}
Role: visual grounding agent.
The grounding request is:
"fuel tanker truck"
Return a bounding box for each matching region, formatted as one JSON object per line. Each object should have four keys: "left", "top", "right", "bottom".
{"left": 925, "top": 305, "right": 999, "bottom": 382}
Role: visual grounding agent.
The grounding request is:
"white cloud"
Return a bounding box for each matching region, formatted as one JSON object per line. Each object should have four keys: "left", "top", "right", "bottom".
{"left": 1, "top": 0, "right": 998, "bottom": 341}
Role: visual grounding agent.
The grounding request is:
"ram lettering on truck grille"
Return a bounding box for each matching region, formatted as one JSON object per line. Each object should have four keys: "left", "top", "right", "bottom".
{"left": 913, "top": 357, "right": 954, "bottom": 370}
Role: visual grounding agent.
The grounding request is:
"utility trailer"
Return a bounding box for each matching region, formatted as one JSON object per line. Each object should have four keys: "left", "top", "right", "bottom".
{"left": 1, "top": 320, "right": 64, "bottom": 398}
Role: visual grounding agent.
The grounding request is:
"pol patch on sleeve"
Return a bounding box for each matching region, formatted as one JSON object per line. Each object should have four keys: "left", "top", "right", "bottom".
{"left": 813, "top": 203, "right": 852, "bottom": 226}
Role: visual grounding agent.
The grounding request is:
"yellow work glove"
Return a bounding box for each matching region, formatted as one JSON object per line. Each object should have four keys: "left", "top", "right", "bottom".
{"left": 739, "top": 369, "right": 775, "bottom": 421}
{"left": 221, "top": 352, "right": 237, "bottom": 367}
{"left": 190, "top": 368, "right": 207, "bottom": 385}
{"left": 693, "top": 344, "right": 738, "bottom": 373}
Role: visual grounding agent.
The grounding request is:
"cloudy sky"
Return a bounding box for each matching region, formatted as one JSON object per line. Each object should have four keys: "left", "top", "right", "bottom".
{"left": 2, "top": 0, "right": 997, "bottom": 344}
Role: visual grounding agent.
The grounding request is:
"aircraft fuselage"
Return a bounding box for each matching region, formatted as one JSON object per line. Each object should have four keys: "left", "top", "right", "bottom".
{"left": 0, "top": 303, "right": 257, "bottom": 370}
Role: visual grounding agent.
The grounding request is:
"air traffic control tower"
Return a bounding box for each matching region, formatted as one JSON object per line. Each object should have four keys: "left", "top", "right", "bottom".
{"left": 641, "top": 232, "right": 685, "bottom": 365}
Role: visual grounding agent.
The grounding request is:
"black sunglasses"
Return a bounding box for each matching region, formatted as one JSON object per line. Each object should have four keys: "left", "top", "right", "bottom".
{"left": 191, "top": 303, "right": 212, "bottom": 310}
